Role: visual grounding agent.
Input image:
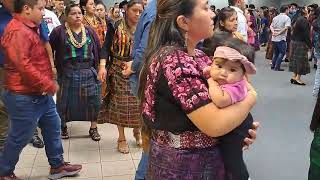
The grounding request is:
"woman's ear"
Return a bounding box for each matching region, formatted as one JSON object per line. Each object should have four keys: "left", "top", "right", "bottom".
{"left": 219, "top": 21, "right": 224, "bottom": 28}
{"left": 176, "top": 15, "right": 189, "bottom": 32}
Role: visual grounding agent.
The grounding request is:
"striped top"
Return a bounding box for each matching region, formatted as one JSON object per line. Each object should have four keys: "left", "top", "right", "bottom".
{"left": 64, "top": 29, "right": 94, "bottom": 62}
{"left": 110, "top": 19, "right": 134, "bottom": 61}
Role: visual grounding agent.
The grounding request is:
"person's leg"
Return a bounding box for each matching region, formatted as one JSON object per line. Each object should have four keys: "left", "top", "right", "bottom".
{"left": 0, "top": 106, "right": 8, "bottom": 152}
{"left": 134, "top": 152, "right": 149, "bottom": 180}
{"left": 133, "top": 128, "right": 142, "bottom": 146}
{"left": 38, "top": 96, "right": 64, "bottom": 168}
{"left": 0, "top": 91, "right": 40, "bottom": 176}
{"left": 117, "top": 126, "right": 129, "bottom": 154}
{"left": 271, "top": 41, "right": 280, "bottom": 69}
{"left": 275, "top": 41, "right": 287, "bottom": 70}
{"left": 39, "top": 96, "right": 82, "bottom": 179}
{"left": 292, "top": 73, "right": 297, "bottom": 80}
{"left": 89, "top": 121, "right": 101, "bottom": 141}
{"left": 0, "top": 67, "right": 8, "bottom": 152}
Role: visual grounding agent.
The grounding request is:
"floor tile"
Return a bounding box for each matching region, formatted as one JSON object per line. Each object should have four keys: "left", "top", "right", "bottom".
{"left": 16, "top": 154, "right": 36, "bottom": 168}
{"left": 98, "top": 136, "right": 118, "bottom": 150}
{"left": 101, "top": 160, "right": 135, "bottom": 177}
{"left": 21, "top": 145, "right": 38, "bottom": 155}
{"left": 69, "top": 150, "right": 101, "bottom": 164}
{"left": 103, "top": 174, "right": 135, "bottom": 180}
{"left": 14, "top": 168, "right": 32, "bottom": 180}
{"left": 69, "top": 163, "right": 102, "bottom": 179}
{"left": 129, "top": 148, "right": 142, "bottom": 160}
{"left": 69, "top": 138, "right": 99, "bottom": 151}
{"left": 133, "top": 160, "right": 140, "bottom": 170}
{"left": 29, "top": 166, "right": 51, "bottom": 180}
{"left": 33, "top": 154, "right": 49, "bottom": 167}
{"left": 100, "top": 149, "right": 132, "bottom": 162}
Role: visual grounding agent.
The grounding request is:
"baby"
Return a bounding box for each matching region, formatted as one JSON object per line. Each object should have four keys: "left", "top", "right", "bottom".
{"left": 209, "top": 46, "right": 257, "bottom": 180}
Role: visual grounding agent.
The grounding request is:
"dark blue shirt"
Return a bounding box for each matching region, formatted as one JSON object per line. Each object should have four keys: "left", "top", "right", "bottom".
{"left": 39, "top": 20, "right": 50, "bottom": 42}
{"left": 129, "top": 0, "right": 157, "bottom": 96}
{"left": 0, "top": 5, "right": 13, "bottom": 66}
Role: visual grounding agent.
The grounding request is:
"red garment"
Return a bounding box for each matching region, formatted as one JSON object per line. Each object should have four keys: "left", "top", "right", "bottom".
{"left": 1, "top": 14, "right": 56, "bottom": 95}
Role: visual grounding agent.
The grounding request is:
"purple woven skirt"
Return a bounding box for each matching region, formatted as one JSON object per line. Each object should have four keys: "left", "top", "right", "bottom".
{"left": 146, "top": 140, "right": 225, "bottom": 180}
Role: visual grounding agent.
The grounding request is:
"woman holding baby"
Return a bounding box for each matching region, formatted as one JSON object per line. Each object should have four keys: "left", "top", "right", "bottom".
{"left": 137, "top": 0, "right": 259, "bottom": 179}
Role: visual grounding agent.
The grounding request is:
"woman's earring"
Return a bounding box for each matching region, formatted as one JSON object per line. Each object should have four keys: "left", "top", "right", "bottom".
{"left": 184, "top": 31, "right": 188, "bottom": 48}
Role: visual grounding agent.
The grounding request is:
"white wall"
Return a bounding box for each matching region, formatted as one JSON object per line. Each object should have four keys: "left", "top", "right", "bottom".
{"left": 102, "top": 0, "right": 122, "bottom": 9}
{"left": 280, "top": 0, "right": 319, "bottom": 6}
{"left": 209, "top": 0, "right": 280, "bottom": 9}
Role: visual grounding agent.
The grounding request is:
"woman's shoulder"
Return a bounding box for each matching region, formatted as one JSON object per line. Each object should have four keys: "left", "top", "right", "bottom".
{"left": 153, "top": 46, "right": 211, "bottom": 74}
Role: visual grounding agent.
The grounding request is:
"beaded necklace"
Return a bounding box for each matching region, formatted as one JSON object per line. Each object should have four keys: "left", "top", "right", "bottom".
{"left": 65, "top": 23, "right": 87, "bottom": 48}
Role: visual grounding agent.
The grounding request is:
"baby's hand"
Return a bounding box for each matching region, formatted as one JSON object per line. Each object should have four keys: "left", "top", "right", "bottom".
{"left": 209, "top": 67, "right": 222, "bottom": 81}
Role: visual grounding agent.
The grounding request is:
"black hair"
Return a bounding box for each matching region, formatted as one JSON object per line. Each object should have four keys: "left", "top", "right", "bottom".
{"left": 95, "top": 0, "right": 106, "bottom": 10}
{"left": 280, "top": 5, "right": 289, "bottom": 13}
{"left": 14, "top": 0, "right": 39, "bottom": 13}
{"left": 203, "top": 31, "right": 255, "bottom": 64}
{"left": 210, "top": 5, "right": 216, "bottom": 11}
{"left": 119, "top": 0, "right": 128, "bottom": 9}
{"left": 290, "top": 3, "right": 298, "bottom": 8}
{"left": 79, "top": 0, "right": 88, "bottom": 14}
{"left": 249, "top": 4, "right": 255, "bottom": 9}
{"left": 65, "top": 3, "right": 81, "bottom": 16}
{"left": 228, "top": 0, "right": 236, "bottom": 6}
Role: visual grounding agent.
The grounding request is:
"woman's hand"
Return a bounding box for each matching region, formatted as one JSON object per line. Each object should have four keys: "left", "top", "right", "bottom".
{"left": 243, "top": 121, "right": 260, "bottom": 150}
{"left": 122, "top": 61, "right": 133, "bottom": 77}
{"left": 98, "top": 66, "right": 107, "bottom": 83}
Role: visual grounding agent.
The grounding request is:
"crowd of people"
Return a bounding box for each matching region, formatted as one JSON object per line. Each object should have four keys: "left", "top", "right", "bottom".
{"left": 0, "top": 0, "right": 320, "bottom": 179}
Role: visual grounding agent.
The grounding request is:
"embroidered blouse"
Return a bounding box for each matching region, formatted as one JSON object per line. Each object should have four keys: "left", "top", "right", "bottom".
{"left": 141, "top": 46, "right": 218, "bottom": 149}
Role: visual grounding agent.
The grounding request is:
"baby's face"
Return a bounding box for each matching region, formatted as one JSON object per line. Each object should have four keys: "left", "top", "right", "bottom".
{"left": 210, "top": 58, "right": 245, "bottom": 85}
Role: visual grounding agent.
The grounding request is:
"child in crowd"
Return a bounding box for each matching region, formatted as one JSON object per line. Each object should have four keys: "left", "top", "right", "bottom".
{"left": 208, "top": 40, "right": 257, "bottom": 180}
{"left": 39, "top": 20, "right": 56, "bottom": 78}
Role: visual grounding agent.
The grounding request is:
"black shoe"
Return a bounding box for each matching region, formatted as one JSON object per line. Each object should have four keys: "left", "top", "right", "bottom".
{"left": 284, "top": 58, "right": 289, "bottom": 62}
{"left": 294, "top": 81, "right": 306, "bottom": 86}
{"left": 314, "top": 64, "right": 317, "bottom": 69}
{"left": 30, "top": 135, "right": 44, "bottom": 148}
{"left": 271, "top": 66, "right": 275, "bottom": 70}
{"left": 275, "top": 68, "right": 285, "bottom": 71}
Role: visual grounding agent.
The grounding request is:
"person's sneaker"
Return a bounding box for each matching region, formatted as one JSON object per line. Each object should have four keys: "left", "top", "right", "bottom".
{"left": 0, "top": 173, "right": 21, "bottom": 180}
{"left": 30, "top": 135, "right": 44, "bottom": 148}
{"left": 48, "top": 162, "right": 82, "bottom": 179}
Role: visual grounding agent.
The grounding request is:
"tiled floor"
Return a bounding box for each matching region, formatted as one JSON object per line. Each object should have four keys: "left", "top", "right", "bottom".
{"left": 15, "top": 122, "right": 142, "bottom": 180}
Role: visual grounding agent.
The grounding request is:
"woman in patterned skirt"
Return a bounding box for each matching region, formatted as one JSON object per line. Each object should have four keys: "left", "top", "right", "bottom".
{"left": 289, "top": 13, "right": 311, "bottom": 85}
{"left": 98, "top": 0, "right": 144, "bottom": 154}
{"left": 50, "top": 4, "right": 102, "bottom": 141}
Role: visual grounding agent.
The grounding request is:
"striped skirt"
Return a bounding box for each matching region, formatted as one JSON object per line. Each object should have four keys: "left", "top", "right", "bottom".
{"left": 98, "top": 61, "right": 141, "bottom": 128}
{"left": 56, "top": 66, "right": 101, "bottom": 123}
{"left": 289, "top": 41, "right": 310, "bottom": 75}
